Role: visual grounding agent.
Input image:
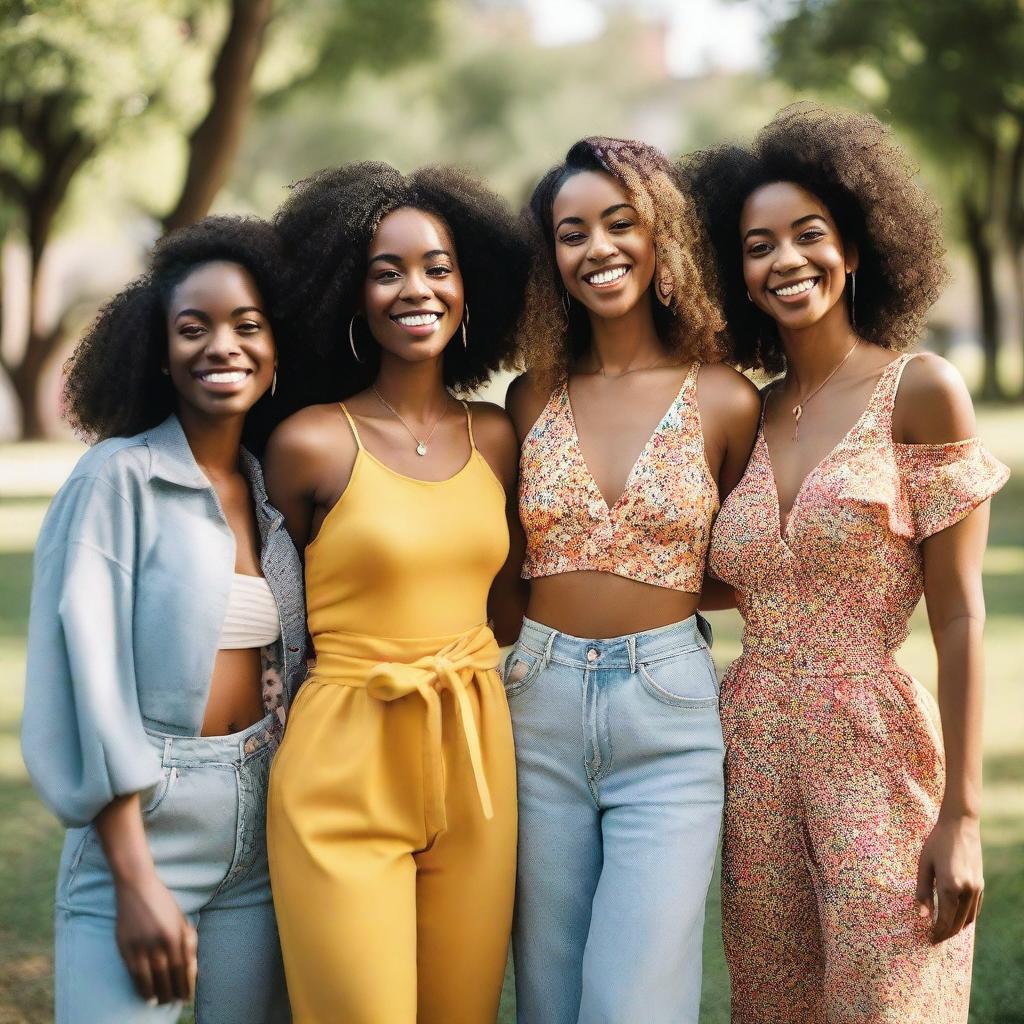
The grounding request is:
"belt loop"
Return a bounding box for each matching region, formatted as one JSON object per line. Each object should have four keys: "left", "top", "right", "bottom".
{"left": 627, "top": 634, "right": 637, "bottom": 674}
{"left": 542, "top": 629, "right": 556, "bottom": 669}
{"left": 162, "top": 737, "right": 173, "bottom": 768}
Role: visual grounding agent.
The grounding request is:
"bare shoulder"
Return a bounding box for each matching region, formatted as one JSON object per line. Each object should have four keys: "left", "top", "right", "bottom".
{"left": 468, "top": 400, "right": 518, "bottom": 491}
{"left": 504, "top": 372, "right": 552, "bottom": 443}
{"left": 696, "top": 362, "right": 762, "bottom": 427}
{"left": 467, "top": 400, "right": 517, "bottom": 448}
{"left": 893, "top": 352, "right": 976, "bottom": 444}
{"left": 264, "top": 403, "right": 355, "bottom": 484}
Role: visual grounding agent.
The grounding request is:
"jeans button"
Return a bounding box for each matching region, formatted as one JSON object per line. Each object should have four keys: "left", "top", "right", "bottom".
{"left": 587, "top": 648, "right": 599, "bottom": 662}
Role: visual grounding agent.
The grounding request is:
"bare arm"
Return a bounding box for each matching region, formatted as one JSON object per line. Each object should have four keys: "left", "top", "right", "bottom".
{"left": 897, "top": 354, "right": 987, "bottom": 943}
{"left": 697, "top": 364, "right": 761, "bottom": 611}
{"left": 474, "top": 401, "right": 529, "bottom": 645}
{"left": 94, "top": 796, "right": 197, "bottom": 1004}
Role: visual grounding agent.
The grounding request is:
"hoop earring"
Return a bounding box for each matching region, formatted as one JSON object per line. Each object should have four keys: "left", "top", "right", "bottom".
{"left": 462, "top": 303, "right": 470, "bottom": 349}
{"left": 561, "top": 290, "right": 571, "bottom": 326}
{"left": 349, "top": 315, "right": 363, "bottom": 363}
{"left": 848, "top": 271, "right": 857, "bottom": 328}
{"left": 271, "top": 367, "right": 277, "bottom": 397}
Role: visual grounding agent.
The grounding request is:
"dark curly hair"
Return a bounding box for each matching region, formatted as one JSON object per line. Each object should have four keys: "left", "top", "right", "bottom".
{"left": 518, "top": 136, "right": 727, "bottom": 390}
{"left": 63, "top": 216, "right": 286, "bottom": 448}
{"left": 271, "top": 162, "right": 529, "bottom": 408}
{"left": 681, "top": 102, "right": 948, "bottom": 374}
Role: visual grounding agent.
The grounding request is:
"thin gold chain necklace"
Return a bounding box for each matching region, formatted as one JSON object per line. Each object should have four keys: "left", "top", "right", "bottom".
{"left": 371, "top": 386, "right": 450, "bottom": 456}
{"left": 789, "top": 340, "right": 860, "bottom": 440}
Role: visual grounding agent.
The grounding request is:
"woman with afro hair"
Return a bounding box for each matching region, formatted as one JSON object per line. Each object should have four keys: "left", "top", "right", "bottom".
{"left": 684, "top": 103, "right": 1008, "bottom": 1022}
{"left": 262, "top": 162, "right": 530, "bottom": 1022}
{"left": 22, "top": 217, "right": 306, "bottom": 1022}
{"left": 505, "top": 137, "right": 760, "bottom": 1022}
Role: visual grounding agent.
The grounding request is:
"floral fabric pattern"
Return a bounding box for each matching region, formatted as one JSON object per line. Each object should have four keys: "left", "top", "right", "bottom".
{"left": 708, "top": 353, "right": 1008, "bottom": 1022}
{"left": 519, "top": 361, "right": 717, "bottom": 592}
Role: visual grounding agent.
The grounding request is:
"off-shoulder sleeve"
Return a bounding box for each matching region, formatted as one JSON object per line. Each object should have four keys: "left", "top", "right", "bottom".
{"left": 894, "top": 438, "right": 1009, "bottom": 542}
{"left": 21, "top": 471, "right": 161, "bottom": 826}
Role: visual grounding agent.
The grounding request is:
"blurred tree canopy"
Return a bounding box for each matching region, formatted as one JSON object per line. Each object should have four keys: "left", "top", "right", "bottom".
{"left": 765, "top": 0, "right": 1024, "bottom": 398}
{"left": 0, "top": 0, "right": 440, "bottom": 438}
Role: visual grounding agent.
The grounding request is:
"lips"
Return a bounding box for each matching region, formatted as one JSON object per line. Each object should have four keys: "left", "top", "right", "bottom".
{"left": 583, "top": 265, "right": 630, "bottom": 289}
{"left": 770, "top": 276, "right": 820, "bottom": 300}
{"left": 390, "top": 309, "right": 444, "bottom": 337}
{"left": 192, "top": 367, "right": 254, "bottom": 394}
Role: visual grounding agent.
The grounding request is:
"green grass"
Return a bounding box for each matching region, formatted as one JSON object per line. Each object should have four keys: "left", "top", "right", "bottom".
{"left": 1, "top": 408, "right": 1022, "bottom": 1022}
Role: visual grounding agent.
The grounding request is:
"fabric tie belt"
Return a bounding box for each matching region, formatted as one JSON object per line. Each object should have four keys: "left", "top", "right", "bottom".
{"left": 313, "top": 623, "right": 501, "bottom": 838}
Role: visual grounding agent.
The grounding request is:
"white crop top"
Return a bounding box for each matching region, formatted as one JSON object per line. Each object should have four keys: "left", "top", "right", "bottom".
{"left": 219, "top": 573, "right": 281, "bottom": 649}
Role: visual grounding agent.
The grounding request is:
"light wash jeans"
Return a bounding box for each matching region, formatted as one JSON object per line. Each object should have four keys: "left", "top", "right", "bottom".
{"left": 507, "top": 615, "right": 724, "bottom": 1024}
{"left": 54, "top": 714, "right": 289, "bottom": 1024}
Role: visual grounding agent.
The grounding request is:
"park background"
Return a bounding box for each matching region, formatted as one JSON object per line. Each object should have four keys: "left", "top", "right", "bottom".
{"left": 0, "top": 0, "right": 1022, "bottom": 1020}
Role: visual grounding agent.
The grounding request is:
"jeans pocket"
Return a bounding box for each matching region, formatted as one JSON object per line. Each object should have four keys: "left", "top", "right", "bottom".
{"left": 638, "top": 648, "right": 719, "bottom": 708}
{"left": 140, "top": 764, "right": 177, "bottom": 817}
{"left": 501, "top": 643, "right": 544, "bottom": 699}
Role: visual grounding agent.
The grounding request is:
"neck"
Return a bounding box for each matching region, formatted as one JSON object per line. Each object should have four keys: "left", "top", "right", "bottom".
{"left": 373, "top": 352, "right": 449, "bottom": 418}
{"left": 779, "top": 301, "right": 859, "bottom": 391}
{"left": 176, "top": 406, "right": 245, "bottom": 481}
{"left": 583, "top": 292, "right": 665, "bottom": 375}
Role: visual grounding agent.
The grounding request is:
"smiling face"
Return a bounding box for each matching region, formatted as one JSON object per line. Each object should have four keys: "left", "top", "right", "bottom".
{"left": 551, "top": 169, "right": 656, "bottom": 322}
{"left": 363, "top": 206, "right": 464, "bottom": 364}
{"left": 165, "top": 260, "right": 275, "bottom": 423}
{"left": 740, "top": 181, "right": 857, "bottom": 333}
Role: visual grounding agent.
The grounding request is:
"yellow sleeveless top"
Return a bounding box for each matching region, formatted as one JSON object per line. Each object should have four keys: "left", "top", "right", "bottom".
{"left": 305, "top": 401, "right": 509, "bottom": 646}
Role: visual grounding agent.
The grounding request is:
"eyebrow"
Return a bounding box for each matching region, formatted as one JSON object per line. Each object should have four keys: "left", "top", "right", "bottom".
{"left": 368, "top": 248, "right": 453, "bottom": 267}
{"left": 555, "top": 203, "right": 636, "bottom": 232}
{"left": 743, "top": 213, "right": 827, "bottom": 242}
{"left": 174, "top": 306, "right": 265, "bottom": 321}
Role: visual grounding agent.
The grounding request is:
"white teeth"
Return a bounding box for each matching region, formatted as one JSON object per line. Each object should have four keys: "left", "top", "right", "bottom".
{"left": 586, "top": 266, "right": 628, "bottom": 285}
{"left": 201, "top": 371, "right": 247, "bottom": 383}
{"left": 773, "top": 278, "right": 817, "bottom": 297}
{"left": 396, "top": 313, "right": 440, "bottom": 326}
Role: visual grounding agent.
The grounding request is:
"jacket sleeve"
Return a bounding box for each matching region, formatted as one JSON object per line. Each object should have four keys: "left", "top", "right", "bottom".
{"left": 21, "top": 471, "right": 161, "bottom": 827}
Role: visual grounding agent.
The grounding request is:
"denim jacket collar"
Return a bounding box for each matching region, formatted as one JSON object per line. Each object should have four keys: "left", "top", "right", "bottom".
{"left": 143, "top": 415, "right": 280, "bottom": 523}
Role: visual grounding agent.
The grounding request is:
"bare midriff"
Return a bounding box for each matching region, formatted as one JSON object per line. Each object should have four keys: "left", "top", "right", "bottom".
{"left": 200, "top": 647, "right": 265, "bottom": 736}
{"left": 527, "top": 571, "right": 700, "bottom": 639}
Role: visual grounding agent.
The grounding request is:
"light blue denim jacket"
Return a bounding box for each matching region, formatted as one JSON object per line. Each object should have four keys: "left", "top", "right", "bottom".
{"left": 22, "top": 414, "right": 307, "bottom": 827}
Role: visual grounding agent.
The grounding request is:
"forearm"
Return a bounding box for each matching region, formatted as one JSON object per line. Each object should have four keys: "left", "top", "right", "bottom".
{"left": 95, "top": 793, "right": 157, "bottom": 886}
{"left": 932, "top": 614, "right": 986, "bottom": 821}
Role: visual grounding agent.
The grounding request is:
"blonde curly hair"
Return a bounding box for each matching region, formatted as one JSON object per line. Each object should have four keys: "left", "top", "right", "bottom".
{"left": 518, "top": 137, "right": 727, "bottom": 390}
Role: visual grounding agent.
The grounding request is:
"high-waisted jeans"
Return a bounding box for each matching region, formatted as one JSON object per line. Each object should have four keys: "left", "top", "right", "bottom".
{"left": 54, "top": 714, "right": 289, "bottom": 1024}
{"left": 507, "top": 615, "right": 724, "bottom": 1024}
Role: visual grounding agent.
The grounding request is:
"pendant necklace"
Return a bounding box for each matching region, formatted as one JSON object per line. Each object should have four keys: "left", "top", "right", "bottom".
{"left": 790, "top": 340, "right": 860, "bottom": 441}
{"left": 372, "top": 386, "right": 448, "bottom": 456}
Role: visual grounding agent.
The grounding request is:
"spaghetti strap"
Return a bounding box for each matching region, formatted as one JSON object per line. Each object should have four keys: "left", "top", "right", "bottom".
{"left": 461, "top": 400, "right": 476, "bottom": 449}
{"left": 338, "top": 402, "right": 363, "bottom": 450}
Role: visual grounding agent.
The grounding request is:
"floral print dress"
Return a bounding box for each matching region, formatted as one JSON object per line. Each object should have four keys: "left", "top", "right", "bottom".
{"left": 708, "top": 354, "right": 1009, "bottom": 1023}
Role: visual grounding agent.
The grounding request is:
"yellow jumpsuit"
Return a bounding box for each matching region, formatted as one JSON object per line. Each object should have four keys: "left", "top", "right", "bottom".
{"left": 267, "top": 403, "right": 517, "bottom": 1023}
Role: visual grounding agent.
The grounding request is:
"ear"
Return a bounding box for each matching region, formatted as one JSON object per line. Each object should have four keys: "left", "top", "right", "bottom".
{"left": 844, "top": 242, "right": 860, "bottom": 276}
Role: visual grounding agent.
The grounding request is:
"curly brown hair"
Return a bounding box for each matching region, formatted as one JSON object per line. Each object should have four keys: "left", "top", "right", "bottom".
{"left": 681, "top": 103, "right": 948, "bottom": 374}
{"left": 519, "top": 137, "right": 727, "bottom": 390}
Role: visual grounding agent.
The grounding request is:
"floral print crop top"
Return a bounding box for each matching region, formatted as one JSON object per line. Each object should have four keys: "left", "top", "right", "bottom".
{"left": 708, "top": 354, "right": 1010, "bottom": 665}
{"left": 519, "top": 361, "right": 717, "bottom": 592}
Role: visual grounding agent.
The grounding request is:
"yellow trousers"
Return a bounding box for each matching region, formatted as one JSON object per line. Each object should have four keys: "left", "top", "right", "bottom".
{"left": 267, "top": 625, "right": 517, "bottom": 1024}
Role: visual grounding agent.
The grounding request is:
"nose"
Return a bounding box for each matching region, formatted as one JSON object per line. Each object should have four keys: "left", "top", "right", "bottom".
{"left": 399, "top": 268, "right": 434, "bottom": 303}
{"left": 586, "top": 228, "right": 618, "bottom": 263}
{"left": 772, "top": 239, "right": 807, "bottom": 274}
{"left": 204, "top": 324, "right": 242, "bottom": 359}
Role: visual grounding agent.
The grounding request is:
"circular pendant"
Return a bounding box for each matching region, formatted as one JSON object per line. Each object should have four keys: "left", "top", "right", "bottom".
{"left": 416, "top": 442, "right": 428, "bottom": 456}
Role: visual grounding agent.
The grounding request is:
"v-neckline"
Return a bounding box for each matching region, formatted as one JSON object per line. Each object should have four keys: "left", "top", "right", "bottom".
{"left": 761, "top": 357, "right": 902, "bottom": 547}
{"left": 564, "top": 370, "right": 691, "bottom": 512}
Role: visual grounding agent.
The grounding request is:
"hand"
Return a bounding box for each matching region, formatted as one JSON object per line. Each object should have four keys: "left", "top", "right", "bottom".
{"left": 114, "top": 868, "right": 198, "bottom": 1004}
{"left": 915, "top": 814, "right": 984, "bottom": 944}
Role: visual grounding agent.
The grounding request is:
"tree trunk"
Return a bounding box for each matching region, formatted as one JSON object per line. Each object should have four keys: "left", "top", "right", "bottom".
{"left": 962, "top": 195, "right": 1004, "bottom": 400}
{"left": 163, "top": 0, "right": 273, "bottom": 232}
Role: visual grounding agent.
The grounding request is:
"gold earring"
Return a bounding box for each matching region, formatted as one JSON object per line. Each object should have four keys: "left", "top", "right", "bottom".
{"left": 462, "top": 303, "right": 470, "bottom": 349}
{"left": 349, "top": 316, "right": 362, "bottom": 363}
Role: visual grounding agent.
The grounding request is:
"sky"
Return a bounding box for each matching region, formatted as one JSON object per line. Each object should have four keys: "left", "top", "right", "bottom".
{"left": 523, "top": 0, "right": 767, "bottom": 76}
